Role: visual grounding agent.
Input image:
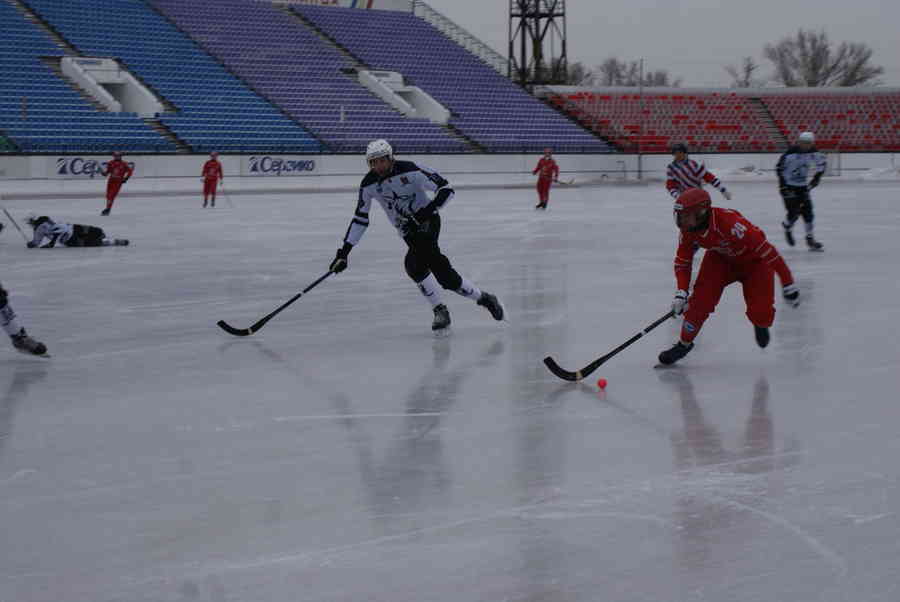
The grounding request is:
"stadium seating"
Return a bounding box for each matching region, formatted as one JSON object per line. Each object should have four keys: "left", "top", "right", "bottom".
{"left": 22, "top": 0, "right": 321, "bottom": 153}
{"left": 292, "top": 4, "right": 612, "bottom": 153}
{"left": 759, "top": 93, "right": 900, "bottom": 152}
{"left": 149, "top": 0, "right": 464, "bottom": 153}
{"left": 549, "top": 91, "right": 780, "bottom": 153}
{"left": 0, "top": 1, "right": 173, "bottom": 153}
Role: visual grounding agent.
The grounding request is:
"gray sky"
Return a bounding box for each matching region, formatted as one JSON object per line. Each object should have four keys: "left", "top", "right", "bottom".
{"left": 427, "top": 0, "right": 900, "bottom": 86}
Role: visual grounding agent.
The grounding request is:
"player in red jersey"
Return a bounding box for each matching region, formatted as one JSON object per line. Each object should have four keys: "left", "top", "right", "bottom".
{"left": 201, "top": 151, "right": 224, "bottom": 208}
{"left": 666, "top": 143, "right": 731, "bottom": 201}
{"left": 532, "top": 148, "right": 559, "bottom": 209}
{"left": 100, "top": 151, "right": 134, "bottom": 216}
{"left": 658, "top": 188, "right": 800, "bottom": 365}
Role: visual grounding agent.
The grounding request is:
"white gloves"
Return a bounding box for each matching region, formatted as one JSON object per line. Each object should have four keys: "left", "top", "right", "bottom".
{"left": 672, "top": 290, "right": 689, "bottom": 315}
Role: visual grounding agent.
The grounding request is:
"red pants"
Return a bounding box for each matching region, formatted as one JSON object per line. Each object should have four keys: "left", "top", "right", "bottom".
{"left": 203, "top": 178, "right": 218, "bottom": 199}
{"left": 536, "top": 178, "right": 552, "bottom": 204}
{"left": 106, "top": 179, "right": 123, "bottom": 207}
{"left": 681, "top": 253, "right": 775, "bottom": 343}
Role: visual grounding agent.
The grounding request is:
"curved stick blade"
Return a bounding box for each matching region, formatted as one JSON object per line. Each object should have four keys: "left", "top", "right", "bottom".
{"left": 217, "top": 320, "right": 253, "bottom": 337}
{"left": 543, "top": 356, "right": 583, "bottom": 382}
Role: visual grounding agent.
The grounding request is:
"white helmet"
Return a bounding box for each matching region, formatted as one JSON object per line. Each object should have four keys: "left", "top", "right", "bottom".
{"left": 366, "top": 139, "right": 393, "bottom": 165}
{"left": 798, "top": 131, "right": 815, "bottom": 143}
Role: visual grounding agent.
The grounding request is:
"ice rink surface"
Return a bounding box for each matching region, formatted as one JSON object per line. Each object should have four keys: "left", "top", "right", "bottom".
{"left": 2, "top": 178, "right": 899, "bottom": 601}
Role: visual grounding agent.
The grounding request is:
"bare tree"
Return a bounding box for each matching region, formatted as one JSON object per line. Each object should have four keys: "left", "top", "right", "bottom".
{"left": 763, "top": 29, "right": 884, "bottom": 87}
{"left": 563, "top": 61, "right": 595, "bottom": 86}
{"left": 596, "top": 57, "right": 681, "bottom": 87}
{"left": 725, "top": 56, "right": 762, "bottom": 88}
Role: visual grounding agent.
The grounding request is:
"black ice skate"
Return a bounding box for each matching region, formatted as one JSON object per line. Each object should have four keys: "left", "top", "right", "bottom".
{"left": 202, "top": 201, "right": 208, "bottom": 208}
{"left": 477, "top": 291, "right": 505, "bottom": 321}
{"left": 805, "top": 235, "right": 824, "bottom": 252}
{"left": 783, "top": 225, "right": 795, "bottom": 247}
{"left": 535, "top": 203, "right": 545, "bottom": 210}
{"left": 114, "top": 239, "right": 129, "bottom": 246}
{"left": 11, "top": 328, "right": 48, "bottom": 357}
{"left": 100, "top": 208, "right": 110, "bottom": 216}
{"left": 658, "top": 341, "right": 694, "bottom": 365}
{"left": 432, "top": 303, "right": 451, "bottom": 333}
{"left": 754, "top": 325, "right": 770, "bottom": 348}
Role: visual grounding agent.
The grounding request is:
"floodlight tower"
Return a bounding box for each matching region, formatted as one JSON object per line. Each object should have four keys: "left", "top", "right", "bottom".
{"left": 508, "top": 0, "right": 567, "bottom": 90}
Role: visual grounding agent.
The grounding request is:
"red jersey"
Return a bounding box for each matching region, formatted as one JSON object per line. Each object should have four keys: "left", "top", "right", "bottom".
{"left": 674, "top": 207, "right": 793, "bottom": 291}
{"left": 533, "top": 157, "right": 559, "bottom": 181}
{"left": 104, "top": 159, "right": 133, "bottom": 181}
{"left": 202, "top": 159, "right": 223, "bottom": 181}
{"left": 666, "top": 159, "right": 726, "bottom": 198}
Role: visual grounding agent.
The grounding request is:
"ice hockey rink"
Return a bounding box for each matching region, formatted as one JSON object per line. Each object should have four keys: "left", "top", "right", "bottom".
{"left": 2, "top": 176, "right": 900, "bottom": 602}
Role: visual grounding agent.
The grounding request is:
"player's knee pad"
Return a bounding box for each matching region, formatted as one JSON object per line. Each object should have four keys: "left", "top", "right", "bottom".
{"left": 404, "top": 251, "right": 429, "bottom": 282}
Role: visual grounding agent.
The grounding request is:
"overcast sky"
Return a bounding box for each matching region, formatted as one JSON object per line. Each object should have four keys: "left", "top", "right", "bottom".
{"left": 426, "top": 0, "right": 900, "bottom": 87}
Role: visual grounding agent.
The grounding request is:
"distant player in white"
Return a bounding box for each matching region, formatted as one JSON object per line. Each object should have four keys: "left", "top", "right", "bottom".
{"left": 329, "top": 139, "right": 504, "bottom": 333}
{"left": 0, "top": 283, "right": 47, "bottom": 356}
{"left": 776, "top": 131, "right": 826, "bottom": 251}
{"left": 666, "top": 143, "right": 732, "bottom": 201}
{"left": 26, "top": 215, "right": 129, "bottom": 248}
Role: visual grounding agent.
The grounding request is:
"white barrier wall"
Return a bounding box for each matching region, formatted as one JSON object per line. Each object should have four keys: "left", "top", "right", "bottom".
{"left": 1, "top": 153, "right": 898, "bottom": 184}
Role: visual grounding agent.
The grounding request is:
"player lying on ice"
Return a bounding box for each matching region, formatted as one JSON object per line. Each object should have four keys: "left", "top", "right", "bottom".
{"left": 329, "top": 139, "right": 504, "bottom": 334}
{"left": 658, "top": 188, "right": 800, "bottom": 365}
{"left": 25, "top": 215, "right": 129, "bottom": 249}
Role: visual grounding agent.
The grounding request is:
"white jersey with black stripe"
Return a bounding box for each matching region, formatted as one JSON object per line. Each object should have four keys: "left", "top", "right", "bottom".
{"left": 343, "top": 160, "right": 455, "bottom": 246}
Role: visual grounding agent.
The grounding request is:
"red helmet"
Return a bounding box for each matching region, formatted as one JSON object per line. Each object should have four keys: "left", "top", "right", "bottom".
{"left": 674, "top": 188, "right": 711, "bottom": 231}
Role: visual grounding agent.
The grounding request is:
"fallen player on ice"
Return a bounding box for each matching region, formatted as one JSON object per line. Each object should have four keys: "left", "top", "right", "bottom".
{"left": 25, "top": 214, "right": 129, "bottom": 248}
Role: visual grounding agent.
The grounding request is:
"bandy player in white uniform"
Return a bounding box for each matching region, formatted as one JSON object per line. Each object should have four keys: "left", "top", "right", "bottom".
{"left": 329, "top": 139, "right": 504, "bottom": 333}
{"left": 0, "top": 283, "right": 47, "bottom": 356}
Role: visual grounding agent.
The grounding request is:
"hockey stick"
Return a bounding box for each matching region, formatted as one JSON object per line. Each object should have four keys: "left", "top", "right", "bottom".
{"left": 219, "top": 181, "right": 234, "bottom": 208}
{"left": 543, "top": 310, "right": 675, "bottom": 381}
{"left": 2, "top": 207, "right": 30, "bottom": 243}
{"left": 217, "top": 270, "right": 333, "bottom": 336}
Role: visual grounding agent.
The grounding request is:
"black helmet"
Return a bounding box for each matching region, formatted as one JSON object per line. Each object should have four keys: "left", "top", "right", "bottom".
{"left": 671, "top": 142, "right": 689, "bottom": 154}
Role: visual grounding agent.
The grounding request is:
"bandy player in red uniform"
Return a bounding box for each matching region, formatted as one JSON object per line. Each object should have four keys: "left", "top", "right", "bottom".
{"left": 100, "top": 151, "right": 134, "bottom": 216}
{"left": 666, "top": 143, "right": 731, "bottom": 201}
{"left": 658, "top": 188, "right": 801, "bottom": 365}
{"left": 201, "top": 152, "right": 224, "bottom": 208}
{"left": 532, "top": 148, "right": 559, "bottom": 209}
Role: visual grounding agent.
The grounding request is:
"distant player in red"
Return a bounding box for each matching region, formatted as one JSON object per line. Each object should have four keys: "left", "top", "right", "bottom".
{"left": 201, "top": 152, "right": 224, "bottom": 208}
{"left": 100, "top": 151, "right": 134, "bottom": 216}
{"left": 666, "top": 143, "right": 731, "bottom": 201}
{"left": 532, "top": 148, "right": 559, "bottom": 209}
{"left": 658, "top": 188, "right": 800, "bottom": 365}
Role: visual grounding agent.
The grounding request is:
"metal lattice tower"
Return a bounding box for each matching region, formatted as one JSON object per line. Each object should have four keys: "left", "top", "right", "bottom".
{"left": 508, "top": 0, "right": 567, "bottom": 89}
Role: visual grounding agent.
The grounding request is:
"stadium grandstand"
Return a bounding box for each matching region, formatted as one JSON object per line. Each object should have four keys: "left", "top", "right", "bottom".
{"left": 1, "top": 0, "right": 899, "bottom": 156}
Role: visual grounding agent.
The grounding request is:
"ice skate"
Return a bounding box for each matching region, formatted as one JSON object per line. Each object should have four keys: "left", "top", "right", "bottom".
{"left": 11, "top": 328, "right": 48, "bottom": 357}
{"left": 114, "top": 239, "right": 129, "bottom": 246}
{"left": 432, "top": 303, "right": 451, "bottom": 335}
{"left": 658, "top": 341, "right": 693, "bottom": 365}
{"left": 783, "top": 225, "right": 795, "bottom": 246}
{"left": 754, "top": 325, "right": 770, "bottom": 348}
{"left": 477, "top": 291, "right": 505, "bottom": 321}
{"left": 202, "top": 200, "right": 208, "bottom": 208}
{"left": 100, "top": 208, "right": 110, "bottom": 216}
{"left": 806, "top": 235, "right": 824, "bottom": 252}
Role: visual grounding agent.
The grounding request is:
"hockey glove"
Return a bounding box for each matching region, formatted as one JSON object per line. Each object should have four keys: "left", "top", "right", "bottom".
{"left": 782, "top": 284, "right": 800, "bottom": 308}
{"left": 329, "top": 244, "right": 352, "bottom": 273}
{"left": 672, "top": 290, "right": 689, "bottom": 315}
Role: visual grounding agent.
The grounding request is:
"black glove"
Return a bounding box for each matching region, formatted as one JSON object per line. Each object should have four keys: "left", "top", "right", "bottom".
{"left": 329, "top": 243, "right": 351, "bottom": 273}
{"left": 783, "top": 284, "right": 800, "bottom": 308}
